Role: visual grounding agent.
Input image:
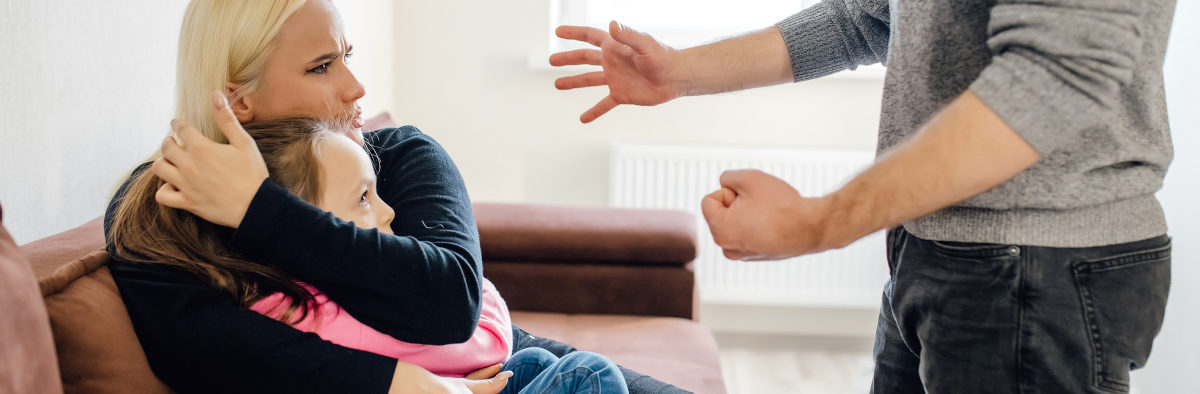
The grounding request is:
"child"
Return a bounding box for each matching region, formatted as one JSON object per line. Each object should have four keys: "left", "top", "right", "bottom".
{"left": 117, "top": 117, "right": 628, "bottom": 394}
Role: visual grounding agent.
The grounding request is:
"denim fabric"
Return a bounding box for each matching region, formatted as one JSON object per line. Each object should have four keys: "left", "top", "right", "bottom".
{"left": 871, "top": 227, "right": 1171, "bottom": 393}
{"left": 512, "top": 326, "right": 692, "bottom": 394}
{"left": 500, "top": 348, "right": 628, "bottom": 394}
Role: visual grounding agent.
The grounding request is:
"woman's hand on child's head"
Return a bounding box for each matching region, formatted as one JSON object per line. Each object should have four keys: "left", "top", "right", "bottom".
{"left": 152, "top": 91, "right": 269, "bottom": 228}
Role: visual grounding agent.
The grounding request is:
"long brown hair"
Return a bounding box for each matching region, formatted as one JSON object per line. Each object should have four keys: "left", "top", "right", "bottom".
{"left": 108, "top": 118, "right": 337, "bottom": 324}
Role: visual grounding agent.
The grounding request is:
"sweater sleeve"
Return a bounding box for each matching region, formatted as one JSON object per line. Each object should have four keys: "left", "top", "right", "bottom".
{"left": 776, "top": 0, "right": 892, "bottom": 82}
{"left": 968, "top": 0, "right": 1146, "bottom": 156}
{"left": 109, "top": 261, "right": 396, "bottom": 394}
{"left": 229, "top": 126, "right": 483, "bottom": 345}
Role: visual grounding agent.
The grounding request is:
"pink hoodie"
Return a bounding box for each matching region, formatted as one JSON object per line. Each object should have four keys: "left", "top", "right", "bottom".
{"left": 251, "top": 279, "right": 513, "bottom": 378}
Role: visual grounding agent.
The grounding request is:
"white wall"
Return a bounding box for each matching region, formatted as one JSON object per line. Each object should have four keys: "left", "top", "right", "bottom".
{"left": 1131, "top": 2, "right": 1200, "bottom": 392}
{"left": 391, "top": 0, "right": 884, "bottom": 207}
{"left": 0, "top": 1, "right": 188, "bottom": 244}
{"left": 0, "top": 0, "right": 395, "bottom": 244}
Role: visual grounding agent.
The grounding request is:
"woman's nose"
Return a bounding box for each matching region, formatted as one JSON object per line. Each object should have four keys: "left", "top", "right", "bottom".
{"left": 343, "top": 68, "right": 366, "bottom": 103}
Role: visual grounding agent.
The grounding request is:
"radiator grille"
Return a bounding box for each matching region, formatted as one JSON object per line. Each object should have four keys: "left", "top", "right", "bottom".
{"left": 611, "top": 144, "right": 888, "bottom": 307}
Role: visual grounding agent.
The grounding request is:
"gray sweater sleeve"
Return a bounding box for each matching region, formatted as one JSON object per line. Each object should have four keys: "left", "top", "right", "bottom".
{"left": 969, "top": 0, "right": 1147, "bottom": 156}
{"left": 776, "top": 0, "right": 891, "bottom": 82}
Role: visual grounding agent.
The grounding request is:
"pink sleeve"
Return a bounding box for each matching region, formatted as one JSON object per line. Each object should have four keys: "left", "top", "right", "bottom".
{"left": 250, "top": 279, "right": 513, "bottom": 378}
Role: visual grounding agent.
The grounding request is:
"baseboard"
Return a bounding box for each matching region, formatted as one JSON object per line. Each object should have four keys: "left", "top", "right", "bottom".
{"left": 699, "top": 302, "right": 881, "bottom": 338}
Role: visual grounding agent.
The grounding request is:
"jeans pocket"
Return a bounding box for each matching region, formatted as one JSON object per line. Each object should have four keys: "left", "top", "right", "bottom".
{"left": 1071, "top": 240, "right": 1171, "bottom": 393}
{"left": 928, "top": 239, "right": 1021, "bottom": 260}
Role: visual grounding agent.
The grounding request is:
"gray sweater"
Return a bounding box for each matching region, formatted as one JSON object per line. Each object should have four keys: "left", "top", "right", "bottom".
{"left": 777, "top": 0, "right": 1176, "bottom": 247}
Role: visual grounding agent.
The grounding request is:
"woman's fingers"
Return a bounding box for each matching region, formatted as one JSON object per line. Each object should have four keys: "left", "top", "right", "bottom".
{"left": 160, "top": 135, "right": 190, "bottom": 167}
{"left": 154, "top": 182, "right": 188, "bottom": 210}
{"left": 210, "top": 91, "right": 255, "bottom": 149}
{"left": 463, "top": 371, "right": 512, "bottom": 394}
{"left": 172, "top": 118, "right": 206, "bottom": 149}
{"left": 549, "top": 49, "right": 602, "bottom": 67}
{"left": 554, "top": 72, "right": 607, "bottom": 90}
{"left": 554, "top": 25, "right": 607, "bottom": 47}
{"left": 151, "top": 157, "right": 185, "bottom": 189}
{"left": 464, "top": 363, "right": 502, "bottom": 380}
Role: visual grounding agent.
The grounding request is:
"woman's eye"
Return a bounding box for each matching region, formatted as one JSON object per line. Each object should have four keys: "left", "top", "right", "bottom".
{"left": 307, "top": 63, "right": 329, "bottom": 74}
{"left": 359, "top": 192, "right": 370, "bottom": 206}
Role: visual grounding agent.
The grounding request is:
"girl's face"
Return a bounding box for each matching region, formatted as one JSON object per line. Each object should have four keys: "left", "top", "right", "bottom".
{"left": 234, "top": 0, "right": 366, "bottom": 139}
{"left": 316, "top": 134, "right": 395, "bottom": 234}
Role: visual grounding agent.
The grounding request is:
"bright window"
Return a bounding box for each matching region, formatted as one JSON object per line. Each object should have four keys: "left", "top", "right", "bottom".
{"left": 555, "top": 0, "right": 822, "bottom": 49}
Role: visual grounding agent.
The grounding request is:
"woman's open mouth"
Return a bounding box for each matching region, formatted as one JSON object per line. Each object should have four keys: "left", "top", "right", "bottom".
{"left": 351, "top": 110, "right": 364, "bottom": 129}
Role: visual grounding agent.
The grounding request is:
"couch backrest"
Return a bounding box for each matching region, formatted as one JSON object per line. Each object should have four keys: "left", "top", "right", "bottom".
{"left": 0, "top": 203, "right": 63, "bottom": 394}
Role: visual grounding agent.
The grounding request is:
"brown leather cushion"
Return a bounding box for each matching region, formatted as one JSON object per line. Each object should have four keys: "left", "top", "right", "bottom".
{"left": 512, "top": 311, "right": 726, "bottom": 394}
{"left": 487, "top": 261, "right": 696, "bottom": 319}
{"left": 22, "top": 219, "right": 172, "bottom": 394}
{"left": 1, "top": 204, "right": 63, "bottom": 394}
{"left": 475, "top": 203, "right": 698, "bottom": 265}
{"left": 38, "top": 252, "right": 173, "bottom": 394}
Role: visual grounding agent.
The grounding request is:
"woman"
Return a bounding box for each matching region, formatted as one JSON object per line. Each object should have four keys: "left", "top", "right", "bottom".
{"left": 107, "top": 1, "right": 496, "bottom": 392}
{"left": 107, "top": 1, "right": 681, "bottom": 393}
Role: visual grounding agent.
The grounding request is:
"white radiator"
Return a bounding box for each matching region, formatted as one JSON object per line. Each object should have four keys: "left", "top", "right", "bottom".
{"left": 611, "top": 144, "right": 889, "bottom": 308}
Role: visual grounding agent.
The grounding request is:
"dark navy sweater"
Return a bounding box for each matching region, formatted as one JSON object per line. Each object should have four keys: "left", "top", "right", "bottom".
{"left": 104, "top": 127, "right": 483, "bottom": 394}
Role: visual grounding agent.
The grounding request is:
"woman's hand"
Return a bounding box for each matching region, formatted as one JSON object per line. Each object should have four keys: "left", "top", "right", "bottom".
{"left": 152, "top": 91, "right": 269, "bottom": 228}
{"left": 389, "top": 361, "right": 512, "bottom": 394}
{"left": 550, "top": 21, "right": 685, "bottom": 123}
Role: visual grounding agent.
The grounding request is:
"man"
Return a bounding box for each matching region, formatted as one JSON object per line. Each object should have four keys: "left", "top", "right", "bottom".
{"left": 551, "top": 0, "right": 1176, "bottom": 392}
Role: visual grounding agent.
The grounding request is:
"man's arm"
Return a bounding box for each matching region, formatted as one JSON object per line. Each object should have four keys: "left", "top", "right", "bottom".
{"left": 550, "top": 0, "right": 890, "bottom": 122}
{"left": 702, "top": 90, "right": 1039, "bottom": 260}
{"left": 549, "top": 22, "right": 791, "bottom": 123}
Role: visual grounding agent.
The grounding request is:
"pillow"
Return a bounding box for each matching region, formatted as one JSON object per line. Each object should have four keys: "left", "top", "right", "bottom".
{"left": 24, "top": 215, "right": 172, "bottom": 394}
{"left": 0, "top": 203, "right": 63, "bottom": 394}
{"left": 39, "top": 252, "right": 173, "bottom": 394}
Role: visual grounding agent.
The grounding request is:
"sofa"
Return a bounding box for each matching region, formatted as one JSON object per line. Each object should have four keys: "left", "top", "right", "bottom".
{"left": 1, "top": 200, "right": 726, "bottom": 394}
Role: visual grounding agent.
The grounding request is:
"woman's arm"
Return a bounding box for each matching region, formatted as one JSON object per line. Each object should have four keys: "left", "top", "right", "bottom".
{"left": 111, "top": 261, "right": 508, "bottom": 394}
{"left": 109, "top": 261, "right": 397, "bottom": 394}
{"left": 228, "top": 127, "right": 483, "bottom": 345}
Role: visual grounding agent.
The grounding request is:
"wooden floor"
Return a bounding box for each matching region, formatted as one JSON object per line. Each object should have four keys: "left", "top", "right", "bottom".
{"left": 715, "top": 333, "right": 876, "bottom": 394}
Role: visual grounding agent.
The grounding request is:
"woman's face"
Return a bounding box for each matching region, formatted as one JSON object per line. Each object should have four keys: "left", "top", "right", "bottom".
{"left": 235, "top": 0, "right": 366, "bottom": 134}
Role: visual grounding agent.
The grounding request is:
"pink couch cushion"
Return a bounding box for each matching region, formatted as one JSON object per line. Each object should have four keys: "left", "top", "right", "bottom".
{"left": 512, "top": 311, "right": 726, "bottom": 394}
{"left": 0, "top": 204, "right": 63, "bottom": 394}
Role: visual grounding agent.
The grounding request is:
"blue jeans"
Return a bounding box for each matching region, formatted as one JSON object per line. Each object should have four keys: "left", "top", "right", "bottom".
{"left": 511, "top": 326, "right": 689, "bottom": 393}
{"left": 871, "top": 227, "right": 1171, "bottom": 393}
{"left": 500, "top": 348, "right": 629, "bottom": 394}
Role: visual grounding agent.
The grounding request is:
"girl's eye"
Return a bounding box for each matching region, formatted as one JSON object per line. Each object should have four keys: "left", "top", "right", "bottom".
{"left": 359, "top": 191, "right": 370, "bottom": 206}
{"left": 307, "top": 63, "right": 329, "bottom": 74}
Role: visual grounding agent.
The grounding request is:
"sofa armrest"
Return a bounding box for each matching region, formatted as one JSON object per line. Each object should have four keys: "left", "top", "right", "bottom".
{"left": 473, "top": 203, "right": 699, "bottom": 319}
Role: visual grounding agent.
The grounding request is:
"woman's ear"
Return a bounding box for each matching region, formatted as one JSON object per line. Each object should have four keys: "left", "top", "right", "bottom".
{"left": 225, "top": 82, "right": 255, "bottom": 123}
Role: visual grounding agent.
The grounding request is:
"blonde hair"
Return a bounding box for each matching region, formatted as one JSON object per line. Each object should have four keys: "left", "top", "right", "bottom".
{"left": 175, "top": 0, "right": 308, "bottom": 143}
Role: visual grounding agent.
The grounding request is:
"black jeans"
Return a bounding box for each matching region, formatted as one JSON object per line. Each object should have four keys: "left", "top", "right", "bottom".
{"left": 512, "top": 325, "right": 692, "bottom": 394}
{"left": 871, "top": 227, "right": 1171, "bottom": 393}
